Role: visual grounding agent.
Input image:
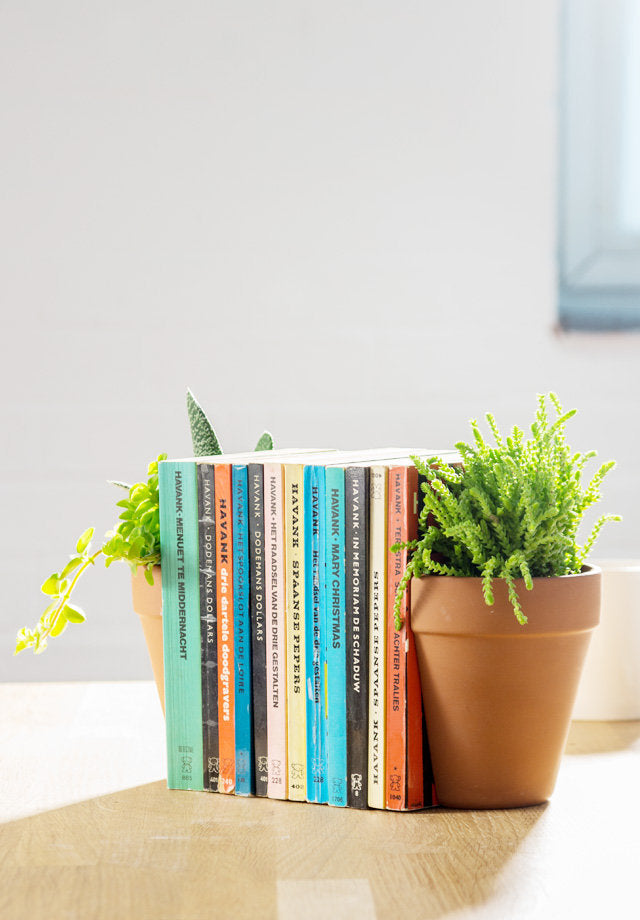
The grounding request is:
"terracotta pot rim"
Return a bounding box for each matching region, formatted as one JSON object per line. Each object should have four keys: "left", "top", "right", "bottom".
{"left": 412, "top": 563, "right": 600, "bottom": 584}
{"left": 410, "top": 563, "right": 601, "bottom": 636}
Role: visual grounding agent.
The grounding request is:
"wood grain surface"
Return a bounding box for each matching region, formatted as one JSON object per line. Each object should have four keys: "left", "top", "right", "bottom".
{"left": 1, "top": 682, "right": 638, "bottom": 920}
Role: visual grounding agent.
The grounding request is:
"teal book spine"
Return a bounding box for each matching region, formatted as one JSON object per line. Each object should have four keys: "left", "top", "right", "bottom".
{"left": 325, "top": 466, "right": 347, "bottom": 807}
{"left": 304, "top": 465, "right": 328, "bottom": 804}
{"left": 232, "top": 464, "right": 254, "bottom": 795}
{"left": 159, "top": 460, "right": 204, "bottom": 790}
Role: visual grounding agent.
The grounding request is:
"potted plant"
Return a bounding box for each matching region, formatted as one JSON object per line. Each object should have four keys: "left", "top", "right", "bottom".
{"left": 14, "top": 389, "right": 273, "bottom": 713}
{"left": 393, "top": 393, "right": 620, "bottom": 809}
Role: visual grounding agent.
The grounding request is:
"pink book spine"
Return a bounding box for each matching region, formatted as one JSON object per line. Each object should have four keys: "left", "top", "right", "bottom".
{"left": 264, "top": 462, "right": 288, "bottom": 799}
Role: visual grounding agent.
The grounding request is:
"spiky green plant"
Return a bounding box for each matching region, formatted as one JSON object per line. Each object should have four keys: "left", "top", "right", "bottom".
{"left": 393, "top": 393, "right": 620, "bottom": 628}
{"left": 187, "top": 387, "right": 273, "bottom": 456}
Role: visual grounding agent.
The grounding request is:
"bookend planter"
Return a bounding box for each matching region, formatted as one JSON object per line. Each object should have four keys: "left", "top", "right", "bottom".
{"left": 131, "top": 565, "right": 165, "bottom": 713}
{"left": 411, "top": 565, "right": 601, "bottom": 809}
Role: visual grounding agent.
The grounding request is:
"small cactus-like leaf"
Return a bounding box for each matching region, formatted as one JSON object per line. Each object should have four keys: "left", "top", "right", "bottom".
{"left": 254, "top": 430, "right": 274, "bottom": 451}
{"left": 187, "top": 388, "right": 222, "bottom": 457}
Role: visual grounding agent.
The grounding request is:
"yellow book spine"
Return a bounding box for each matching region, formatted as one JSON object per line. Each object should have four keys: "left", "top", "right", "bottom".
{"left": 367, "top": 466, "right": 388, "bottom": 808}
{"left": 284, "top": 463, "right": 307, "bottom": 801}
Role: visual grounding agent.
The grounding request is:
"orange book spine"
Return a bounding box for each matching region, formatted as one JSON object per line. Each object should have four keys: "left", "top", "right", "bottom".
{"left": 385, "top": 465, "right": 423, "bottom": 810}
{"left": 215, "top": 464, "right": 235, "bottom": 794}
{"left": 405, "top": 611, "right": 425, "bottom": 809}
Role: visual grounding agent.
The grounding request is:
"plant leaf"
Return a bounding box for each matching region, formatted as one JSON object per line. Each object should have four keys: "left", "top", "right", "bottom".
{"left": 108, "top": 480, "right": 131, "bottom": 491}
{"left": 50, "top": 613, "right": 68, "bottom": 637}
{"left": 63, "top": 603, "right": 86, "bottom": 624}
{"left": 41, "top": 574, "right": 61, "bottom": 596}
{"left": 61, "top": 557, "right": 83, "bottom": 578}
{"left": 254, "top": 430, "right": 274, "bottom": 451}
{"left": 76, "top": 527, "right": 94, "bottom": 554}
{"left": 187, "top": 388, "right": 222, "bottom": 457}
{"left": 42, "top": 601, "right": 59, "bottom": 620}
{"left": 14, "top": 627, "right": 34, "bottom": 655}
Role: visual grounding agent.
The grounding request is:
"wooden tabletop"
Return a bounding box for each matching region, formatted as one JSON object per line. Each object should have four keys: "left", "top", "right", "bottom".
{"left": 1, "top": 682, "right": 638, "bottom": 920}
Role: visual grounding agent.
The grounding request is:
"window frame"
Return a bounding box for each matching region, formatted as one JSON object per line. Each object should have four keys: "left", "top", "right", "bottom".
{"left": 559, "top": 0, "right": 640, "bottom": 330}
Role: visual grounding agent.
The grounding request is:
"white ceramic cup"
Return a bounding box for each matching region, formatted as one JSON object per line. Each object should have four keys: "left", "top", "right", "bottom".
{"left": 572, "top": 559, "right": 640, "bottom": 720}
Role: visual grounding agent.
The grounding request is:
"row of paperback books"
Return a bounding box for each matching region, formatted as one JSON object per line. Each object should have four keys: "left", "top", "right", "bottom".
{"left": 158, "top": 446, "right": 457, "bottom": 810}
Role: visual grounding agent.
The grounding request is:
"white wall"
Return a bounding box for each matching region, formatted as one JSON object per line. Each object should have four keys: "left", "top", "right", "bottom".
{"left": 2, "top": 0, "right": 638, "bottom": 681}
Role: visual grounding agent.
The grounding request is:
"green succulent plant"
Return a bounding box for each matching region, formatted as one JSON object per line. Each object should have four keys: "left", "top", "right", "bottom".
{"left": 393, "top": 393, "right": 620, "bottom": 628}
{"left": 15, "top": 392, "right": 274, "bottom": 655}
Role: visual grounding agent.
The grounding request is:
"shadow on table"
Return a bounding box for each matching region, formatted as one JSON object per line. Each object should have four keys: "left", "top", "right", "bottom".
{"left": 0, "top": 780, "right": 548, "bottom": 920}
{"left": 358, "top": 800, "right": 547, "bottom": 919}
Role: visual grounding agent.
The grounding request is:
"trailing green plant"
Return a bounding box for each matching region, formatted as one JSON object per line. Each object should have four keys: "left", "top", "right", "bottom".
{"left": 15, "top": 453, "right": 166, "bottom": 655}
{"left": 15, "top": 392, "right": 274, "bottom": 655}
{"left": 393, "top": 393, "right": 620, "bottom": 628}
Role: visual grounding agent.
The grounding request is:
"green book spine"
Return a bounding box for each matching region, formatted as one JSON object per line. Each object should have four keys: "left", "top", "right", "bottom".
{"left": 159, "top": 459, "right": 204, "bottom": 790}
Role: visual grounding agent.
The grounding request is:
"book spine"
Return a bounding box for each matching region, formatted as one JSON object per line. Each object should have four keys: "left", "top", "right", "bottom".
{"left": 284, "top": 464, "right": 306, "bottom": 801}
{"left": 325, "top": 466, "right": 347, "bottom": 807}
{"left": 232, "top": 464, "right": 254, "bottom": 795}
{"left": 385, "top": 465, "right": 423, "bottom": 810}
{"left": 248, "top": 463, "right": 268, "bottom": 797}
{"left": 418, "top": 472, "right": 437, "bottom": 804}
{"left": 367, "top": 466, "right": 388, "bottom": 809}
{"left": 214, "top": 464, "right": 235, "bottom": 794}
{"left": 317, "top": 466, "right": 329, "bottom": 804}
{"left": 264, "top": 462, "right": 288, "bottom": 799}
{"left": 404, "top": 466, "right": 424, "bottom": 810}
{"left": 197, "top": 463, "right": 219, "bottom": 792}
{"left": 304, "top": 465, "right": 328, "bottom": 804}
{"left": 345, "top": 466, "right": 369, "bottom": 809}
{"left": 406, "top": 614, "right": 425, "bottom": 810}
{"left": 159, "top": 460, "right": 204, "bottom": 791}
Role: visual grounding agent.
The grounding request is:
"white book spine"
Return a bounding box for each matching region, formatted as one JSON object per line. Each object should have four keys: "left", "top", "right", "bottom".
{"left": 264, "top": 463, "right": 288, "bottom": 799}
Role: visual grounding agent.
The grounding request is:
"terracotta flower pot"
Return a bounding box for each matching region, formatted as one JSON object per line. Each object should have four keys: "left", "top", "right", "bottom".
{"left": 411, "top": 566, "right": 601, "bottom": 809}
{"left": 131, "top": 565, "right": 165, "bottom": 713}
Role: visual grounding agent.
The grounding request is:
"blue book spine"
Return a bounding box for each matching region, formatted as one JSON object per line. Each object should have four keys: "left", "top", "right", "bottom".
{"left": 325, "top": 466, "right": 347, "bottom": 806}
{"left": 232, "top": 464, "right": 254, "bottom": 795}
{"left": 159, "top": 460, "right": 204, "bottom": 791}
{"left": 304, "top": 465, "right": 328, "bottom": 803}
